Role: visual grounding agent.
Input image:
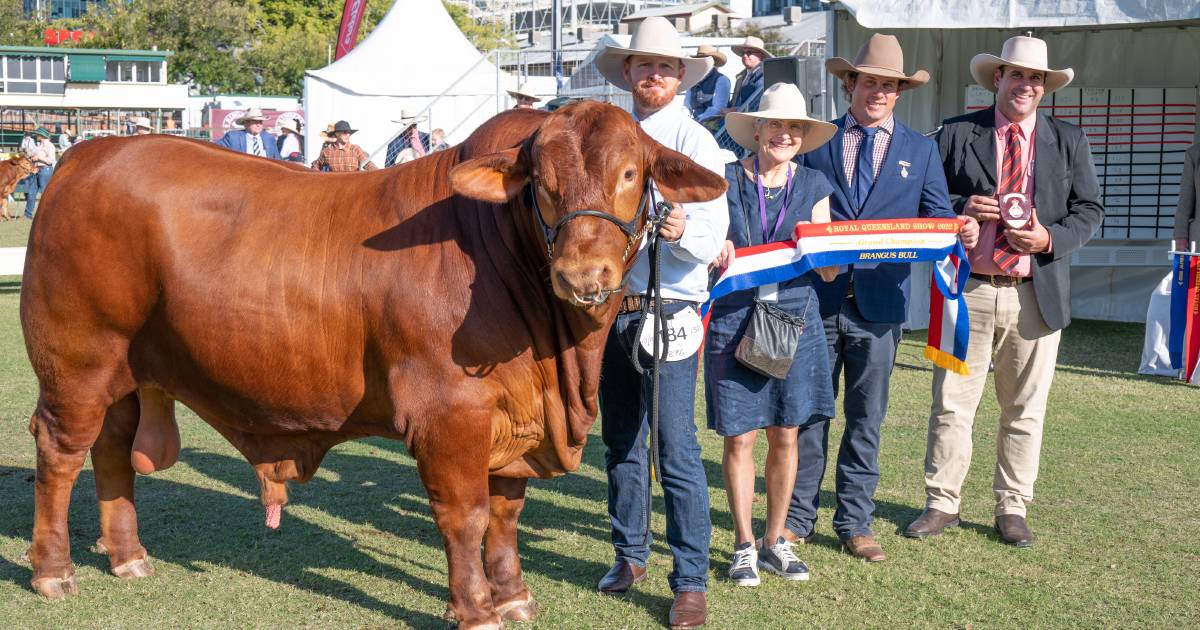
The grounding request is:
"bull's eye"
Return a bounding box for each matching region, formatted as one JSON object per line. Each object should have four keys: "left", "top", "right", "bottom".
{"left": 623, "top": 168, "right": 636, "bottom": 181}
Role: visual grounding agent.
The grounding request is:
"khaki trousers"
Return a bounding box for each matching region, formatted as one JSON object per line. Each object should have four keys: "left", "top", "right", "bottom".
{"left": 925, "top": 278, "right": 1061, "bottom": 517}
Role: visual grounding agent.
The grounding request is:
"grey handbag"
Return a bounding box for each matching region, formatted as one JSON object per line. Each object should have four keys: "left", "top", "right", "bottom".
{"left": 734, "top": 297, "right": 807, "bottom": 380}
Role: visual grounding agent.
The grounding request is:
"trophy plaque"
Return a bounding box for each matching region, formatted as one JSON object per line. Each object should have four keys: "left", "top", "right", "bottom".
{"left": 999, "top": 192, "right": 1032, "bottom": 229}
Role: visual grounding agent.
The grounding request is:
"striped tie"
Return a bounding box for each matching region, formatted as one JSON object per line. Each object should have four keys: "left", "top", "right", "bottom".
{"left": 993, "top": 124, "right": 1023, "bottom": 274}
{"left": 251, "top": 134, "right": 264, "bottom": 157}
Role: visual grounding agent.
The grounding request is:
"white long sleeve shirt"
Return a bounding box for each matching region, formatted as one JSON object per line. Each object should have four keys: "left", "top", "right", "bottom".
{"left": 628, "top": 104, "right": 729, "bottom": 302}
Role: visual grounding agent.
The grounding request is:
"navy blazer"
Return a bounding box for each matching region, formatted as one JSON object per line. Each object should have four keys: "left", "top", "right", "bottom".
{"left": 216, "top": 130, "right": 282, "bottom": 160}
{"left": 800, "top": 114, "right": 955, "bottom": 323}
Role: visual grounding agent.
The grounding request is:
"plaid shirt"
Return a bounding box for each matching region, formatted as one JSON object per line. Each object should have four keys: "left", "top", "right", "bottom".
{"left": 310, "top": 143, "right": 378, "bottom": 172}
{"left": 841, "top": 111, "right": 895, "bottom": 187}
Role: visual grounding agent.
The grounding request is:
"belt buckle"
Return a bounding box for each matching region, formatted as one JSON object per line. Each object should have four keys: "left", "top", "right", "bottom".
{"left": 990, "top": 275, "right": 1017, "bottom": 288}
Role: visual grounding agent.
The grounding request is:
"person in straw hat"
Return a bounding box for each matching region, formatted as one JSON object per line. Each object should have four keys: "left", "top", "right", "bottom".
{"left": 132, "top": 117, "right": 153, "bottom": 136}
{"left": 908, "top": 35, "right": 1103, "bottom": 548}
{"left": 215, "top": 108, "right": 281, "bottom": 160}
{"left": 683, "top": 44, "right": 731, "bottom": 126}
{"left": 309, "top": 120, "right": 377, "bottom": 172}
{"left": 784, "top": 33, "right": 977, "bottom": 564}
{"left": 506, "top": 83, "right": 542, "bottom": 109}
{"left": 276, "top": 118, "right": 304, "bottom": 163}
{"left": 725, "top": 36, "right": 772, "bottom": 114}
{"left": 385, "top": 108, "right": 429, "bottom": 167}
{"left": 592, "top": 15, "right": 727, "bottom": 629}
{"left": 705, "top": 82, "right": 839, "bottom": 587}
{"left": 21, "top": 127, "right": 57, "bottom": 219}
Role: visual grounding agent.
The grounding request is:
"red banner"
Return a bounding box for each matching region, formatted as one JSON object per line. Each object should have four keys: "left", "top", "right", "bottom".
{"left": 335, "top": 0, "right": 369, "bottom": 60}
{"left": 209, "top": 109, "right": 305, "bottom": 142}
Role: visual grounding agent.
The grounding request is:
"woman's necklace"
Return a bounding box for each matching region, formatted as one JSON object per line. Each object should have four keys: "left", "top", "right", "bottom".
{"left": 762, "top": 184, "right": 784, "bottom": 200}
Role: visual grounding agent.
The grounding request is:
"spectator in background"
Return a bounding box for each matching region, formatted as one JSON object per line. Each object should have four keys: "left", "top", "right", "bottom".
{"left": 685, "top": 45, "right": 731, "bottom": 128}
{"left": 57, "top": 125, "right": 74, "bottom": 151}
{"left": 429, "top": 128, "right": 450, "bottom": 152}
{"left": 133, "top": 117, "right": 153, "bottom": 135}
{"left": 22, "top": 128, "right": 57, "bottom": 219}
{"left": 21, "top": 130, "right": 36, "bottom": 155}
{"left": 386, "top": 109, "right": 429, "bottom": 167}
{"left": 310, "top": 120, "right": 377, "bottom": 172}
{"left": 507, "top": 84, "right": 542, "bottom": 109}
{"left": 277, "top": 119, "right": 304, "bottom": 163}
{"left": 216, "top": 109, "right": 282, "bottom": 160}
{"left": 1175, "top": 142, "right": 1200, "bottom": 253}
{"left": 726, "top": 36, "right": 772, "bottom": 114}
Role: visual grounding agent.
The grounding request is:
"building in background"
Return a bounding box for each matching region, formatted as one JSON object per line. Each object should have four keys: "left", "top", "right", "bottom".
{"left": 23, "top": 0, "right": 108, "bottom": 20}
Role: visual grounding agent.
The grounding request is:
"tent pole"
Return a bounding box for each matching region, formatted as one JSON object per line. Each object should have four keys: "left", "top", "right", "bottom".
{"left": 552, "top": 0, "right": 562, "bottom": 90}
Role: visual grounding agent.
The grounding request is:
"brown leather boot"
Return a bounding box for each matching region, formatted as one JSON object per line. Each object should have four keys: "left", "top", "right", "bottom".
{"left": 597, "top": 560, "right": 647, "bottom": 594}
{"left": 995, "top": 514, "right": 1034, "bottom": 547}
{"left": 669, "top": 591, "right": 707, "bottom": 628}
{"left": 904, "top": 508, "right": 961, "bottom": 539}
{"left": 842, "top": 535, "right": 887, "bottom": 562}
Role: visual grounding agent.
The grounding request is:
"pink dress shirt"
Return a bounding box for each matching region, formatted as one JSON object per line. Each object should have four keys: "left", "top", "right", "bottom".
{"left": 968, "top": 109, "right": 1037, "bottom": 277}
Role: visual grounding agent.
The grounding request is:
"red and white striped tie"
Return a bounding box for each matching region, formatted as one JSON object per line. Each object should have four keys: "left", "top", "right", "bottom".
{"left": 993, "top": 124, "right": 1023, "bottom": 274}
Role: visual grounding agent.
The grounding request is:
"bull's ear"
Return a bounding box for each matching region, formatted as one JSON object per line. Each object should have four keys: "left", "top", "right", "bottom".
{"left": 647, "top": 142, "right": 728, "bottom": 204}
{"left": 450, "top": 147, "right": 529, "bottom": 203}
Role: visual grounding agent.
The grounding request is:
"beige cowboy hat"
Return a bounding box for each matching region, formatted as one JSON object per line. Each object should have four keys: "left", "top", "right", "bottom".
{"left": 506, "top": 83, "right": 542, "bottom": 102}
{"left": 596, "top": 17, "right": 713, "bottom": 93}
{"left": 826, "top": 34, "right": 929, "bottom": 90}
{"left": 132, "top": 116, "right": 152, "bottom": 130}
{"left": 391, "top": 108, "right": 426, "bottom": 126}
{"left": 319, "top": 123, "right": 337, "bottom": 142}
{"left": 277, "top": 118, "right": 300, "bottom": 135}
{"left": 236, "top": 108, "right": 267, "bottom": 124}
{"left": 725, "top": 82, "right": 837, "bottom": 154}
{"left": 970, "top": 35, "right": 1074, "bottom": 93}
{"left": 694, "top": 44, "right": 727, "bottom": 68}
{"left": 731, "top": 36, "right": 772, "bottom": 59}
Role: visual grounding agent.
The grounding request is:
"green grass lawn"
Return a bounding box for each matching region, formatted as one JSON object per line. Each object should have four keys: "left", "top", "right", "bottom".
{"left": 0, "top": 245, "right": 1195, "bottom": 627}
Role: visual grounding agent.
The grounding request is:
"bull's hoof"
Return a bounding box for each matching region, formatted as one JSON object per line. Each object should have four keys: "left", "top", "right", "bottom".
{"left": 32, "top": 574, "right": 79, "bottom": 600}
{"left": 441, "top": 606, "right": 504, "bottom": 629}
{"left": 112, "top": 557, "right": 154, "bottom": 580}
{"left": 496, "top": 597, "right": 538, "bottom": 623}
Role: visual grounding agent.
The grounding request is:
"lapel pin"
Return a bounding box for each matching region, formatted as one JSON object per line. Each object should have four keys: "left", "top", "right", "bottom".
{"left": 899, "top": 160, "right": 911, "bottom": 179}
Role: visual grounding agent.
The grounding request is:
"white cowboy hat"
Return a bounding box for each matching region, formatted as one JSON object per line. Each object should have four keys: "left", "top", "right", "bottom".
{"left": 970, "top": 35, "right": 1074, "bottom": 93}
{"left": 731, "top": 36, "right": 772, "bottom": 59}
{"left": 724, "top": 82, "right": 837, "bottom": 154}
{"left": 132, "top": 116, "right": 152, "bottom": 130}
{"left": 277, "top": 118, "right": 300, "bottom": 135}
{"left": 236, "top": 108, "right": 267, "bottom": 124}
{"left": 391, "top": 108, "right": 427, "bottom": 125}
{"left": 595, "top": 17, "right": 713, "bottom": 93}
{"left": 826, "top": 33, "right": 929, "bottom": 91}
{"left": 506, "top": 84, "right": 542, "bottom": 101}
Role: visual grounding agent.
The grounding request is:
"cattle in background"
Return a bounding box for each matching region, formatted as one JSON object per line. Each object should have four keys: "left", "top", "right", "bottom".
{"left": 20, "top": 102, "right": 726, "bottom": 628}
{"left": 0, "top": 155, "right": 38, "bottom": 221}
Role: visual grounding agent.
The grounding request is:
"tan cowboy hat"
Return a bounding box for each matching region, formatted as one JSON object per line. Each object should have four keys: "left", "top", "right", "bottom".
{"left": 970, "top": 35, "right": 1074, "bottom": 93}
{"left": 506, "top": 83, "right": 542, "bottom": 101}
{"left": 694, "top": 44, "right": 727, "bottom": 68}
{"left": 132, "top": 116, "right": 152, "bottom": 130}
{"left": 391, "top": 108, "right": 426, "bottom": 126}
{"left": 826, "top": 34, "right": 929, "bottom": 90}
{"left": 319, "top": 123, "right": 336, "bottom": 142}
{"left": 731, "top": 36, "right": 772, "bottom": 59}
{"left": 725, "top": 83, "right": 837, "bottom": 154}
{"left": 236, "top": 108, "right": 267, "bottom": 124}
{"left": 595, "top": 17, "right": 713, "bottom": 93}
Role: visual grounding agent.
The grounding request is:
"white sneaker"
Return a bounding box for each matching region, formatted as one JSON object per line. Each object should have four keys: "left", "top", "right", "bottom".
{"left": 758, "top": 537, "right": 810, "bottom": 581}
{"left": 728, "top": 542, "right": 760, "bottom": 586}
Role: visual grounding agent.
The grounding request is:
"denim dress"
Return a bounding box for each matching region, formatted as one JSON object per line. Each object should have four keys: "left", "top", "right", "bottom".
{"left": 705, "top": 161, "right": 836, "bottom": 437}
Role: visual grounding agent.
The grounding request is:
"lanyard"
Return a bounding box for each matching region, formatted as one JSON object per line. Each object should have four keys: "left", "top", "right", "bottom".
{"left": 754, "top": 157, "right": 794, "bottom": 244}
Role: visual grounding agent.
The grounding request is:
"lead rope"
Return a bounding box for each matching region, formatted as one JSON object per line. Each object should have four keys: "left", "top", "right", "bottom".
{"left": 629, "top": 192, "right": 674, "bottom": 544}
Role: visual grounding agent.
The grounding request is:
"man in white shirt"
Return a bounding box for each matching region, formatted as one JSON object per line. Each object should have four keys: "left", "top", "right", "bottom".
{"left": 22, "top": 127, "right": 57, "bottom": 219}
{"left": 592, "top": 16, "right": 728, "bottom": 629}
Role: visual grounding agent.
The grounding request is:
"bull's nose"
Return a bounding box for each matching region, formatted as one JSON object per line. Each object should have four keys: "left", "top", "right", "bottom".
{"left": 553, "top": 264, "right": 617, "bottom": 303}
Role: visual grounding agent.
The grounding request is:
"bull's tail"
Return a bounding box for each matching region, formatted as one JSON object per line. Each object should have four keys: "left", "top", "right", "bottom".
{"left": 129, "top": 387, "right": 180, "bottom": 475}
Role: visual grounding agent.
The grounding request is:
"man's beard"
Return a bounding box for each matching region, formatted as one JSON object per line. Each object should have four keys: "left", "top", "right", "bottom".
{"left": 633, "top": 79, "right": 675, "bottom": 110}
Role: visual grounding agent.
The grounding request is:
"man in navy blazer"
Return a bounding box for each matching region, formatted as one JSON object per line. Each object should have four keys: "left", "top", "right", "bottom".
{"left": 215, "top": 108, "right": 281, "bottom": 160}
{"left": 785, "top": 34, "right": 977, "bottom": 561}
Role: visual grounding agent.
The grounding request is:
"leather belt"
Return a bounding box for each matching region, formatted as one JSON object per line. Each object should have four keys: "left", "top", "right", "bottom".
{"left": 619, "top": 295, "right": 684, "bottom": 314}
{"left": 969, "top": 272, "right": 1029, "bottom": 287}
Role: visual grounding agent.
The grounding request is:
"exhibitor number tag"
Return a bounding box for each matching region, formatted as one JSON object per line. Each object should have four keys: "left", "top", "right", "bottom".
{"left": 639, "top": 306, "right": 704, "bottom": 362}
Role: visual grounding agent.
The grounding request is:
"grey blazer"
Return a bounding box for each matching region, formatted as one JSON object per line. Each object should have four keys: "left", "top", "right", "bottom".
{"left": 1175, "top": 143, "right": 1200, "bottom": 250}
{"left": 936, "top": 107, "right": 1105, "bottom": 331}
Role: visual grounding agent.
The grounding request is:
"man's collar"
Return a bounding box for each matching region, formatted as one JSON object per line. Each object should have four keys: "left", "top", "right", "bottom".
{"left": 844, "top": 110, "right": 895, "bottom": 134}
{"left": 994, "top": 107, "right": 1037, "bottom": 138}
{"left": 633, "top": 103, "right": 678, "bottom": 123}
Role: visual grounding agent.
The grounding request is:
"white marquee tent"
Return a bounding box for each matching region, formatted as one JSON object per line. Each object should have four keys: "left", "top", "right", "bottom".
{"left": 302, "top": 0, "right": 515, "bottom": 165}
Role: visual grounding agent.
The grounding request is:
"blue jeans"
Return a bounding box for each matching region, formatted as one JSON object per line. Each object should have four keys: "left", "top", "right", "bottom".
{"left": 599, "top": 300, "right": 710, "bottom": 593}
{"left": 786, "top": 297, "right": 901, "bottom": 540}
{"left": 24, "top": 166, "right": 52, "bottom": 218}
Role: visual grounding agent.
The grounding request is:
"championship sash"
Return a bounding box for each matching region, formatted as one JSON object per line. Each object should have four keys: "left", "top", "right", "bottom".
{"left": 1168, "top": 251, "right": 1200, "bottom": 384}
{"left": 703, "top": 218, "right": 973, "bottom": 375}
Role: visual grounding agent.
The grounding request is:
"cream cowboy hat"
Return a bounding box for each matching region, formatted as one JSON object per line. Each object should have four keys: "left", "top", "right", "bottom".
{"left": 826, "top": 33, "right": 929, "bottom": 90}
{"left": 506, "top": 83, "right": 542, "bottom": 101}
{"left": 391, "top": 108, "right": 426, "bottom": 126}
{"left": 236, "top": 108, "right": 267, "bottom": 124}
{"left": 725, "top": 82, "right": 837, "bottom": 154}
{"left": 595, "top": 17, "right": 713, "bottom": 93}
{"left": 277, "top": 118, "right": 300, "bottom": 135}
{"left": 731, "top": 36, "right": 772, "bottom": 59}
{"left": 970, "top": 35, "right": 1074, "bottom": 93}
{"left": 693, "top": 44, "right": 727, "bottom": 68}
{"left": 132, "top": 116, "right": 152, "bottom": 130}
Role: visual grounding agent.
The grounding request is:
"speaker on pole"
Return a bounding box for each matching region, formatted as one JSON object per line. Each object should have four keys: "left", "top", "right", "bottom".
{"left": 763, "top": 56, "right": 803, "bottom": 90}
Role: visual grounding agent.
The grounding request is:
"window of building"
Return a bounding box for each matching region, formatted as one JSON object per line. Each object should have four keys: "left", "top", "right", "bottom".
{"left": 0, "top": 54, "right": 66, "bottom": 94}
{"left": 103, "top": 60, "right": 165, "bottom": 84}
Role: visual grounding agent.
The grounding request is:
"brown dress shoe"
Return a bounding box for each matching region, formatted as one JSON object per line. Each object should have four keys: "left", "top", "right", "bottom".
{"left": 842, "top": 535, "right": 887, "bottom": 562}
{"left": 597, "top": 560, "right": 647, "bottom": 594}
{"left": 669, "top": 591, "right": 706, "bottom": 629}
{"left": 995, "top": 514, "right": 1034, "bottom": 547}
{"left": 904, "top": 508, "right": 961, "bottom": 539}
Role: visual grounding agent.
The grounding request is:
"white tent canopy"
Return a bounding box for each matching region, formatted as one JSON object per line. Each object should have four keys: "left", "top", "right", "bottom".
{"left": 303, "top": 0, "right": 514, "bottom": 164}
{"left": 839, "top": 0, "right": 1200, "bottom": 29}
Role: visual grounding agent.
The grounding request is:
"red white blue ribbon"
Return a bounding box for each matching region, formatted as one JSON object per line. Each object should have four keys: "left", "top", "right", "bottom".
{"left": 703, "top": 218, "right": 972, "bottom": 375}
{"left": 1169, "top": 252, "right": 1200, "bottom": 384}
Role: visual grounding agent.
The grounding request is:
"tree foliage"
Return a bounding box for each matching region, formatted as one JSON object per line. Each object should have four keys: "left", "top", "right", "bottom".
{"left": 442, "top": 1, "right": 514, "bottom": 52}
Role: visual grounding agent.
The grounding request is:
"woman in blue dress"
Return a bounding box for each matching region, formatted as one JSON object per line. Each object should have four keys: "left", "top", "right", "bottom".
{"left": 705, "top": 83, "right": 839, "bottom": 586}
